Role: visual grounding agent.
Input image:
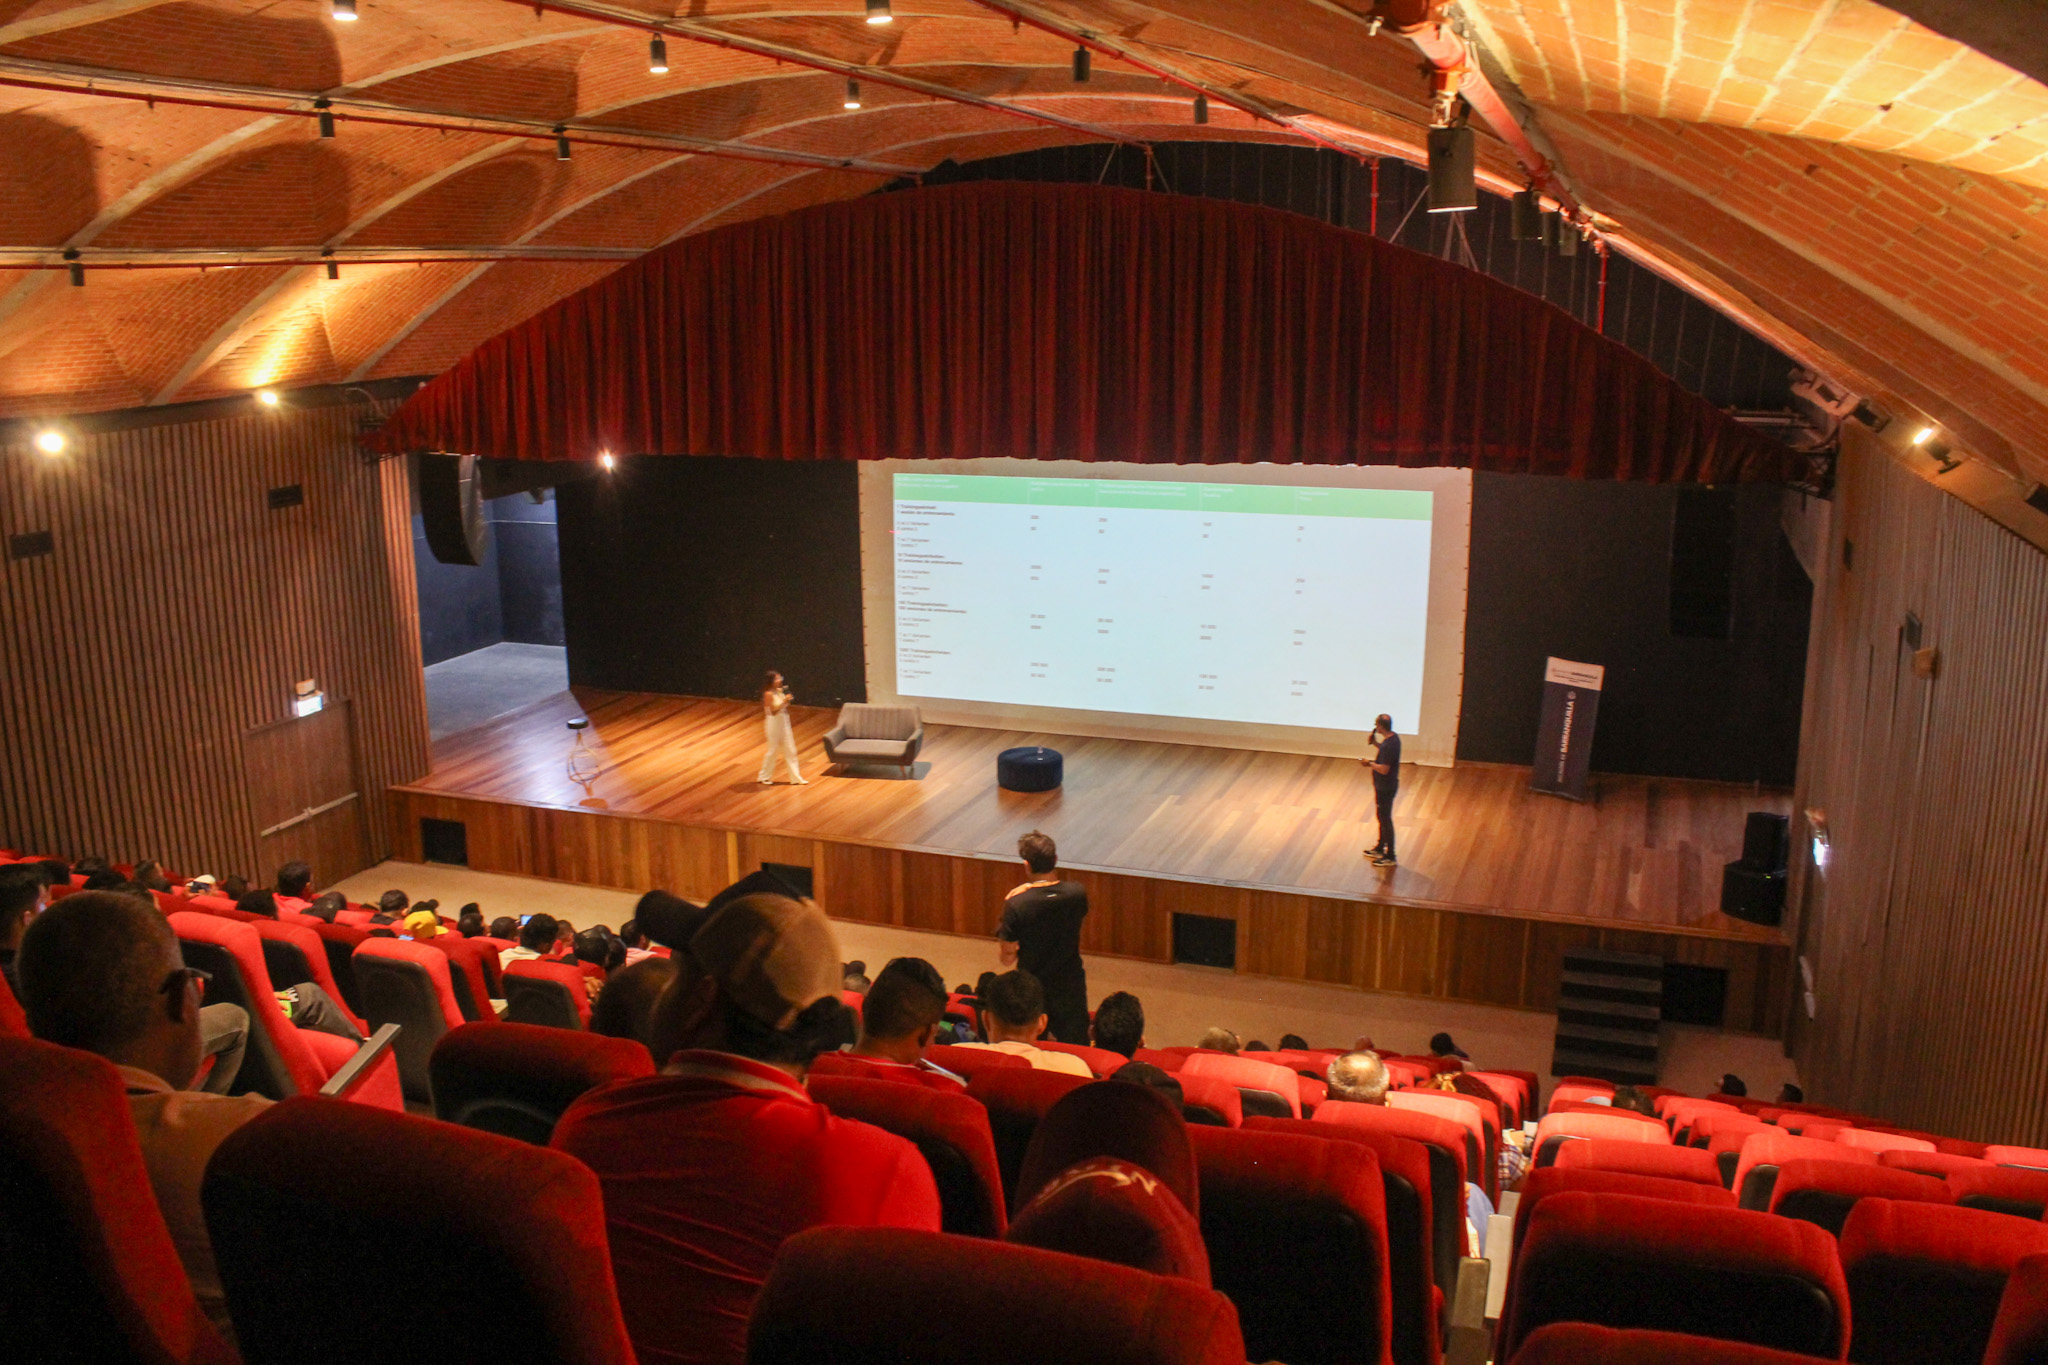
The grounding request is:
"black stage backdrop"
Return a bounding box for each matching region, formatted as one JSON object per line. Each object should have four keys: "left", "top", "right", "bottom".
{"left": 557, "top": 460, "right": 1809, "bottom": 783}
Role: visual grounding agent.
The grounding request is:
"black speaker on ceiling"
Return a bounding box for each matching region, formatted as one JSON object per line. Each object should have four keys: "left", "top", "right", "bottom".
{"left": 1511, "top": 189, "right": 1544, "bottom": 240}
{"left": 1426, "top": 125, "right": 1477, "bottom": 213}
{"left": 418, "top": 452, "right": 486, "bottom": 566}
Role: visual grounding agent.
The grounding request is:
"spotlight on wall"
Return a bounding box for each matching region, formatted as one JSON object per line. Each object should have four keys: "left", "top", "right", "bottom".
{"left": 555, "top": 125, "right": 571, "bottom": 161}
{"left": 865, "top": 0, "right": 893, "bottom": 22}
{"left": 1193, "top": 93, "right": 1208, "bottom": 125}
{"left": 255, "top": 389, "right": 281, "bottom": 408}
{"left": 1425, "top": 125, "right": 1476, "bottom": 213}
{"left": 1511, "top": 188, "right": 1543, "bottom": 241}
{"left": 1072, "top": 46, "right": 1091, "bottom": 82}
{"left": 648, "top": 35, "right": 668, "bottom": 74}
{"left": 844, "top": 79, "right": 862, "bottom": 110}
{"left": 33, "top": 428, "right": 66, "bottom": 456}
{"left": 1912, "top": 425, "right": 1938, "bottom": 446}
{"left": 599, "top": 450, "right": 616, "bottom": 471}
{"left": 315, "top": 98, "right": 335, "bottom": 138}
{"left": 1851, "top": 399, "right": 1891, "bottom": 433}
{"left": 332, "top": 0, "right": 357, "bottom": 19}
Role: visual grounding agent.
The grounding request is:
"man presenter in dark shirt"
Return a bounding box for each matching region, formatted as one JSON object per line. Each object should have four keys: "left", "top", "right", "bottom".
{"left": 995, "top": 831, "right": 1091, "bottom": 1044}
{"left": 1364, "top": 713, "right": 1402, "bottom": 868}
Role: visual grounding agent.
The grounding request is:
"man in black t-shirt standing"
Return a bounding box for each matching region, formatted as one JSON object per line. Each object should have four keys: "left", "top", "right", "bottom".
{"left": 1365, "top": 713, "right": 1402, "bottom": 868}
{"left": 996, "top": 831, "right": 1090, "bottom": 1044}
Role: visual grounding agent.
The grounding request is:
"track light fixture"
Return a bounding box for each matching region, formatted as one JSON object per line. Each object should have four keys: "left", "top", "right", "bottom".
{"left": 844, "top": 79, "right": 861, "bottom": 110}
{"left": 555, "top": 125, "right": 571, "bottom": 161}
{"left": 315, "top": 97, "right": 335, "bottom": 138}
{"left": 1072, "top": 47, "right": 1091, "bottom": 82}
{"left": 1193, "top": 93, "right": 1208, "bottom": 125}
{"left": 865, "top": 0, "right": 893, "bottom": 22}
{"left": 332, "top": 0, "right": 357, "bottom": 19}
{"left": 648, "top": 35, "right": 668, "bottom": 74}
{"left": 34, "top": 428, "right": 66, "bottom": 455}
{"left": 1425, "top": 124, "right": 1475, "bottom": 213}
{"left": 64, "top": 247, "right": 82, "bottom": 286}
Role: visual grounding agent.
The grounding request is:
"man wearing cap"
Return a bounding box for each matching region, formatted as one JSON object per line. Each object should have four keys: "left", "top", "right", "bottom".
{"left": 551, "top": 893, "right": 941, "bottom": 1365}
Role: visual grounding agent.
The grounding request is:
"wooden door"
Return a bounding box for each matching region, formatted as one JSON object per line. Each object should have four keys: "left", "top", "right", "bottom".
{"left": 243, "top": 701, "right": 370, "bottom": 887}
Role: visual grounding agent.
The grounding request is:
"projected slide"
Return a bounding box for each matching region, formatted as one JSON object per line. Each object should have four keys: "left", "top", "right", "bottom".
{"left": 892, "top": 473, "right": 1433, "bottom": 732}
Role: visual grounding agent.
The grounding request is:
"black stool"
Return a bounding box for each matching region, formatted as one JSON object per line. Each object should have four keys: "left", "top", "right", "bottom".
{"left": 997, "top": 746, "right": 1063, "bottom": 792}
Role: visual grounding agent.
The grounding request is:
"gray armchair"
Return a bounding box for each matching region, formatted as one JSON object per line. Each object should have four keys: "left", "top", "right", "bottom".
{"left": 823, "top": 704, "right": 924, "bottom": 777}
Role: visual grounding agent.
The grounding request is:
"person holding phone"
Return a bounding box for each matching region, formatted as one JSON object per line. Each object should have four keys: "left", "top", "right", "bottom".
{"left": 757, "top": 669, "right": 807, "bottom": 786}
{"left": 1364, "top": 713, "right": 1401, "bottom": 867}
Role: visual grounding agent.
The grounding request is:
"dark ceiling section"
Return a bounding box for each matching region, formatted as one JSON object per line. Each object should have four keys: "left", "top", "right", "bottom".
{"left": 1875, "top": 0, "right": 2048, "bottom": 87}
{"left": 897, "top": 141, "right": 1800, "bottom": 416}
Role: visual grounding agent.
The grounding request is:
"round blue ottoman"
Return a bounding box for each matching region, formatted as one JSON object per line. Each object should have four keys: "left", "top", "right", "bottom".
{"left": 997, "top": 746, "right": 1063, "bottom": 792}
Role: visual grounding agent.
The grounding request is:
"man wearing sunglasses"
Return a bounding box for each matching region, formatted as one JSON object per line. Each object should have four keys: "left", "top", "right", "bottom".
{"left": 16, "top": 890, "right": 272, "bottom": 1340}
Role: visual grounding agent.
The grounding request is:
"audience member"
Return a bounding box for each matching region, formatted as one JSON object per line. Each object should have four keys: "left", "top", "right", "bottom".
{"left": 954, "top": 970, "right": 1090, "bottom": 1076}
{"left": 1610, "top": 1084, "right": 1658, "bottom": 1116}
{"left": 1326, "top": 1050, "right": 1390, "bottom": 1105}
{"left": 488, "top": 915, "right": 519, "bottom": 941}
{"left": 629, "top": 889, "right": 701, "bottom": 950}
{"left": 841, "top": 959, "right": 871, "bottom": 993}
{"left": 273, "top": 861, "right": 313, "bottom": 914}
{"left": 457, "top": 901, "right": 481, "bottom": 923}
{"left": 551, "top": 892, "right": 937, "bottom": 1365}
{"left": 1198, "top": 1026, "right": 1241, "bottom": 1054}
{"left": 370, "top": 889, "right": 409, "bottom": 924}
{"left": 403, "top": 909, "right": 445, "bottom": 941}
{"left": 131, "top": 859, "right": 174, "bottom": 893}
{"left": 218, "top": 874, "right": 249, "bottom": 902}
{"left": 618, "top": 918, "right": 656, "bottom": 965}
{"left": 1777, "top": 1082, "right": 1804, "bottom": 1104}
{"left": 303, "top": 891, "right": 344, "bottom": 924}
{"left": 1428, "top": 1031, "right": 1469, "bottom": 1073}
{"left": 1245, "top": 1040, "right": 1271, "bottom": 1051}
{"left": 996, "top": 831, "right": 1091, "bottom": 1044}
{"left": 553, "top": 918, "right": 578, "bottom": 958}
{"left": 500, "top": 914, "right": 557, "bottom": 969}
{"left": 1719, "top": 1073, "right": 1748, "bottom": 1098}
{"left": 456, "top": 909, "right": 486, "bottom": 938}
{"left": 1278, "top": 1032, "right": 1310, "bottom": 1051}
{"left": 0, "top": 863, "right": 49, "bottom": 995}
{"left": 575, "top": 926, "right": 621, "bottom": 971}
{"left": 73, "top": 855, "right": 113, "bottom": 878}
{"left": 590, "top": 957, "right": 679, "bottom": 1056}
{"left": 235, "top": 890, "right": 279, "bottom": 919}
{"left": 82, "top": 868, "right": 126, "bottom": 890}
{"left": 840, "top": 956, "right": 964, "bottom": 1090}
{"left": 1090, "top": 990, "right": 1145, "bottom": 1059}
{"left": 15, "top": 891, "right": 271, "bottom": 1338}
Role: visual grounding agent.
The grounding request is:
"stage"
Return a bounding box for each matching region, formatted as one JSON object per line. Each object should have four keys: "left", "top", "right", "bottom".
{"left": 388, "top": 690, "right": 1795, "bottom": 1034}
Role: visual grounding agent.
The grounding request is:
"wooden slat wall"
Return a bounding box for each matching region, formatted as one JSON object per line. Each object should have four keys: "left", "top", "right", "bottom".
{"left": 1789, "top": 426, "right": 2048, "bottom": 1143}
{"left": 390, "top": 788, "right": 1790, "bottom": 1032}
{"left": 0, "top": 404, "right": 430, "bottom": 881}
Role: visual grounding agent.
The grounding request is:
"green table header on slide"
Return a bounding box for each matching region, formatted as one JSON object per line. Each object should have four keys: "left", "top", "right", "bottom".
{"left": 893, "top": 473, "right": 1432, "bottom": 520}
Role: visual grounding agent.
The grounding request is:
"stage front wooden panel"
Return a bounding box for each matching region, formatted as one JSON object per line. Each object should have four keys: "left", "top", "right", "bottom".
{"left": 392, "top": 689, "right": 1795, "bottom": 1035}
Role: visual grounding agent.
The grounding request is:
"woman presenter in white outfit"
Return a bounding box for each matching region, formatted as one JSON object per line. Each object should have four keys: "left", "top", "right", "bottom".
{"left": 758, "top": 670, "right": 807, "bottom": 785}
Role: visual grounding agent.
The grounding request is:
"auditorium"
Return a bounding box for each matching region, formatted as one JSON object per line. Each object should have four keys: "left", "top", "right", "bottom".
{"left": 5, "top": 1, "right": 2048, "bottom": 1361}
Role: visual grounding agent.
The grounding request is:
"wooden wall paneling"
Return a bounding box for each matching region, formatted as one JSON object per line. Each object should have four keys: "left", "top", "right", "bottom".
{"left": 819, "top": 842, "right": 898, "bottom": 925}
{"left": 898, "top": 850, "right": 958, "bottom": 934}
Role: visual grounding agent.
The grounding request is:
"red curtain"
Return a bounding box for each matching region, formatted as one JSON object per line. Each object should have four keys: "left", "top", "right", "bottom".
{"left": 373, "top": 181, "right": 1800, "bottom": 484}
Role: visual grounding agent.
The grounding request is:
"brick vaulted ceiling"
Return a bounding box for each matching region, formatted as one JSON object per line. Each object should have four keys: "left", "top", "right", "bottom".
{"left": 1, "top": 0, "right": 2046, "bottom": 492}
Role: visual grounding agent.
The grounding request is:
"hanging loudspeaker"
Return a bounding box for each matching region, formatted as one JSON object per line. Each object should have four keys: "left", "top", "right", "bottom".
{"left": 418, "top": 452, "right": 487, "bottom": 566}
{"left": 1426, "top": 126, "right": 1477, "bottom": 213}
{"left": 1512, "top": 189, "right": 1543, "bottom": 241}
{"left": 1558, "top": 221, "right": 1580, "bottom": 257}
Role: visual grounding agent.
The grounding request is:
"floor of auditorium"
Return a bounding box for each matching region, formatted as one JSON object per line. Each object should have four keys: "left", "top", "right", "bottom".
{"left": 335, "top": 860, "right": 1800, "bottom": 1099}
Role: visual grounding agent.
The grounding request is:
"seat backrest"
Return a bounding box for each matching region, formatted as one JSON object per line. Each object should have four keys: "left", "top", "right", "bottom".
{"left": 0, "top": 1036, "right": 233, "bottom": 1365}
{"left": 1510, "top": 1323, "right": 1847, "bottom": 1364}
{"left": 925, "top": 1042, "right": 1031, "bottom": 1081}
{"left": 1389, "top": 1089, "right": 1490, "bottom": 1195}
{"left": 202, "top": 1095, "right": 634, "bottom": 1365}
{"left": 1877, "top": 1148, "right": 1991, "bottom": 1180}
{"left": 838, "top": 703, "right": 920, "bottom": 740}
{"left": 1988, "top": 1145, "right": 2048, "bottom": 1171}
{"left": 966, "top": 1066, "right": 1094, "bottom": 1207}
{"left": 1463, "top": 1071, "right": 1526, "bottom": 1128}
{"left": 502, "top": 959, "right": 591, "bottom": 1030}
{"left": 1949, "top": 1165, "right": 2048, "bottom": 1220}
{"left": 306, "top": 920, "right": 371, "bottom": 1015}
{"left": 1313, "top": 1100, "right": 1466, "bottom": 1301}
{"left": 1175, "top": 1072, "right": 1244, "bottom": 1127}
{"left": 424, "top": 935, "right": 500, "bottom": 1022}
{"left": 1247, "top": 1115, "right": 1440, "bottom": 1365}
{"left": 1836, "top": 1127, "right": 1935, "bottom": 1155}
{"left": 1004, "top": 1156, "right": 1210, "bottom": 1283}
{"left": 1188, "top": 1125, "right": 1393, "bottom": 1365}
{"left": 1553, "top": 1138, "right": 1724, "bottom": 1187}
{"left": 1013, "top": 1078, "right": 1197, "bottom": 1221}
{"left": 1508, "top": 1167, "right": 1736, "bottom": 1280}
{"left": 429, "top": 1022, "right": 652, "bottom": 1144}
{"left": 1499, "top": 1190, "right": 1848, "bottom": 1361}
{"left": 0, "top": 962, "right": 28, "bottom": 1038}
{"left": 1034, "top": 1039, "right": 1130, "bottom": 1077}
{"left": 1182, "top": 1052, "right": 1302, "bottom": 1118}
{"left": 1732, "top": 1130, "right": 1875, "bottom": 1209}
{"left": 252, "top": 919, "right": 366, "bottom": 1032}
{"left": 1767, "top": 1158, "right": 1952, "bottom": 1237}
{"left": 353, "top": 937, "right": 467, "bottom": 1103}
{"left": 1984, "top": 1251, "right": 2048, "bottom": 1365}
{"left": 1534, "top": 1109, "right": 1674, "bottom": 1167}
{"left": 169, "top": 911, "right": 327, "bottom": 1098}
{"left": 810, "top": 1073, "right": 1008, "bottom": 1237}
{"left": 1692, "top": 1109, "right": 1775, "bottom": 1151}
{"left": 1840, "top": 1198, "right": 2048, "bottom": 1365}
{"left": 1548, "top": 1079, "right": 1616, "bottom": 1111}
{"left": 748, "top": 1225, "right": 1247, "bottom": 1365}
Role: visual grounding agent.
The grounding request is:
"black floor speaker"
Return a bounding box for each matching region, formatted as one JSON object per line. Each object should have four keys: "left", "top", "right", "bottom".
{"left": 1721, "top": 863, "right": 1786, "bottom": 925}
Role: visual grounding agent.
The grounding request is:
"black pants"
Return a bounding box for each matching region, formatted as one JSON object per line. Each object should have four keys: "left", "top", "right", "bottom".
{"left": 1374, "top": 784, "right": 1398, "bottom": 857}
{"left": 1044, "top": 980, "right": 1091, "bottom": 1046}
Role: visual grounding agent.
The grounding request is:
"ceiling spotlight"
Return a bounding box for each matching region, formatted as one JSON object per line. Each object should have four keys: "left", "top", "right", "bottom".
{"left": 1072, "top": 46, "right": 1091, "bottom": 82}
{"left": 1912, "top": 425, "right": 1937, "bottom": 446}
{"left": 332, "top": 0, "right": 357, "bottom": 19}
{"left": 866, "top": 0, "right": 893, "bottom": 22}
{"left": 33, "top": 428, "right": 65, "bottom": 456}
{"left": 599, "top": 450, "right": 616, "bottom": 471}
{"left": 555, "top": 125, "right": 571, "bottom": 161}
{"left": 648, "top": 35, "right": 668, "bottom": 74}
{"left": 1193, "top": 93, "right": 1208, "bottom": 125}
{"left": 315, "top": 97, "right": 335, "bottom": 139}
{"left": 256, "top": 389, "right": 281, "bottom": 407}
{"left": 844, "top": 79, "right": 862, "bottom": 110}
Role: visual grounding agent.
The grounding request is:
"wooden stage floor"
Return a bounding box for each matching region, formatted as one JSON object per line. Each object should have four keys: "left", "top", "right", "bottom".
{"left": 401, "top": 688, "right": 1789, "bottom": 947}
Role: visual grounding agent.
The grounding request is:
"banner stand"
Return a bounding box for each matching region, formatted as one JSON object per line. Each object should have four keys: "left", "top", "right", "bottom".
{"left": 1530, "top": 657, "right": 1604, "bottom": 802}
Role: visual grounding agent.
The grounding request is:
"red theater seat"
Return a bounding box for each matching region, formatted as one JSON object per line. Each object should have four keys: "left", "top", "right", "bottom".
{"left": 1510, "top": 1323, "right": 1843, "bottom": 1364}
{"left": 1465, "top": 1070, "right": 1528, "bottom": 1128}
{"left": 1390, "top": 1088, "right": 1497, "bottom": 1197}
{"left": 501, "top": 958, "right": 591, "bottom": 1030}
{"left": 1691, "top": 1108, "right": 1774, "bottom": 1151}
{"left": 1189, "top": 1124, "right": 1394, "bottom": 1365}
{"left": 424, "top": 933, "right": 502, "bottom": 1021}
{"left": 1132, "top": 1046, "right": 1186, "bottom": 1072}
{"left": 1553, "top": 1138, "right": 1724, "bottom": 1186}
{"left": 1315, "top": 1100, "right": 1468, "bottom": 1299}
{"left": 0, "top": 967, "right": 27, "bottom": 1038}
{"left": 747, "top": 1225, "right": 1247, "bottom": 1365}
{"left": 1732, "top": 1130, "right": 1875, "bottom": 1209}
{"left": 1005, "top": 1156, "right": 1210, "bottom": 1283}
{"left": 1767, "top": 1158, "right": 1952, "bottom": 1236}
{"left": 1015, "top": 1078, "right": 1198, "bottom": 1220}
{"left": 1840, "top": 1198, "right": 2048, "bottom": 1365}
{"left": 202, "top": 1095, "right": 635, "bottom": 1365}
{"left": 251, "top": 918, "right": 368, "bottom": 1033}
{"left": 1836, "top": 1127, "right": 1936, "bottom": 1155}
{"left": 1985, "top": 1252, "right": 2048, "bottom": 1365}
{"left": 1248, "top": 1115, "right": 1441, "bottom": 1365}
{"left": 1034, "top": 1039, "right": 1129, "bottom": 1076}
{"left": 1878, "top": 1148, "right": 1992, "bottom": 1180}
{"left": 303, "top": 919, "right": 371, "bottom": 1015}
{"left": 966, "top": 1065, "right": 1093, "bottom": 1207}
{"left": 353, "top": 937, "right": 469, "bottom": 1103}
{"left": 1498, "top": 1191, "right": 1848, "bottom": 1361}
{"left": 1182, "top": 1052, "right": 1302, "bottom": 1119}
{"left": 1547, "top": 1078, "right": 1616, "bottom": 1111}
{"left": 1532, "top": 1108, "right": 1673, "bottom": 1168}
{"left": 1176, "top": 1072, "right": 1244, "bottom": 1127}
{"left": 1950, "top": 1165, "right": 2048, "bottom": 1220}
{"left": 429, "top": 1022, "right": 652, "bottom": 1144}
{"left": 810, "top": 1073, "right": 1007, "bottom": 1237}
{"left": 169, "top": 911, "right": 357, "bottom": 1101}
{"left": 0, "top": 1036, "right": 235, "bottom": 1365}
{"left": 922, "top": 1041, "right": 1030, "bottom": 1082}
{"left": 1989, "top": 1146, "right": 2048, "bottom": 1171}
{"left": 1508, "top": 1168, "right": 1737, "bottom": 1281}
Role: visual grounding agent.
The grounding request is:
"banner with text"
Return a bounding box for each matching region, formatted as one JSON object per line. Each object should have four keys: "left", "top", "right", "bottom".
{"left": 1531, "top": 657, "right": 1604, "bottom": 801}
